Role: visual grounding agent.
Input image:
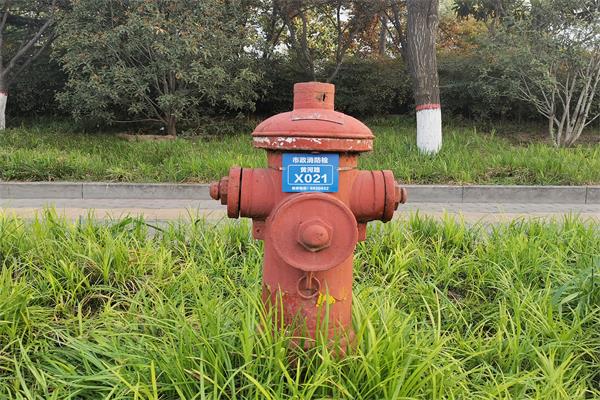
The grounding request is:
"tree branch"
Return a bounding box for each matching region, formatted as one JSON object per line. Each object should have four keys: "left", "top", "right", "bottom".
{"left": 0, "top": 1, "right": 10, "bottom": 37}
{"left": 3, "top": 4, "right": 54, "bottom": 77}
{"left": 7, "top": 32, "right": 55, "bottom": 85}
{"left": 0, "top": 0, "right": 11, "bottom": 63}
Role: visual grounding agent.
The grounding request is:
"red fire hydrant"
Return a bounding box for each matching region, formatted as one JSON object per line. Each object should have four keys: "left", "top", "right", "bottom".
{"left": 210, "top": 82, "right": 406, "bottom": 346}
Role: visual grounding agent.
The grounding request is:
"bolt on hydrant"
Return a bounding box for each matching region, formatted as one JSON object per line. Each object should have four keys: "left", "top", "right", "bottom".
{"left": 210, "top": 82, "right": 407, "bottom": 348}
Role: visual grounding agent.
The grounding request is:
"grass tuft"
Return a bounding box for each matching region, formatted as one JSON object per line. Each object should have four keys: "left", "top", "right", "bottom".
{"left": 0, "top": 117, "right": 599, "bottom": 184}
{"left": 0, "top": 212, "right": 598, "bottom": 398}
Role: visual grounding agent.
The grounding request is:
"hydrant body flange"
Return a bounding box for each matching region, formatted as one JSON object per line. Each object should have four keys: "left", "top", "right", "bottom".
{"left": 210, "top": 82, "right": 406, "bottom": 345}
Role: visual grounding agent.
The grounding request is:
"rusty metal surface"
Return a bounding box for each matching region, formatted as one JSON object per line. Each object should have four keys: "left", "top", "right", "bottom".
{"left": 252, "top": 82, "right": 374, "bottom": 152}
{"left": 239, "top": 168, "right": 276, "bottom": 219}
{"left": 253, "top": 136, "right": 373, "bottom": 152}
{"left": 268, "top": 193, "right": 357, "bottom": 272}
{"left": 252, "top": 113, "right": 373, "bottom": 139}
{"left": 382, "top": 170, "right": 400, "bottom": 222}
{"left": 292, "top": 82, "right": 335, "bottom": 110}
{"left": 350, "top": 171, "right": 386, "bottom": 222}
{"left": 209, "top": 82, "right": 406, "bottom": 349}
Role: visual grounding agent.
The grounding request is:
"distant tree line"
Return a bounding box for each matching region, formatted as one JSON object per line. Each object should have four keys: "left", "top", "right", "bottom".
{"left": 1, "top": 0, "right": 598, "bottom": 146}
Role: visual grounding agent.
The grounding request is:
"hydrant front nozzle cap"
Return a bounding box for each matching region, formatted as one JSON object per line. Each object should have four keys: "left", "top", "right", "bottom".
{"left": 299, "top": 223, "right": 331, "bottom": 251}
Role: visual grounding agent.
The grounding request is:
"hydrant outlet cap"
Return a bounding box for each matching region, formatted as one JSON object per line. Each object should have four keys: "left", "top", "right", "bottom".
{"left": 300, "top": 224, "right": 330, "bottom": 249}
{"left": 298, "top": 219, "right": 333, "bottom": 252}
{"left": 209, "top": 182, "right": 220, "bottom": 200}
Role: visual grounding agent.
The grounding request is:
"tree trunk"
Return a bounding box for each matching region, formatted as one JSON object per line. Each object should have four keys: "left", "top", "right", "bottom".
{"left": 548, "top": 115, "right": 556, "bottom": 147}
{"left": 378, "top": 13, "right": 387, "bottom": 57}
{"left": 406, "top": 0, "right": 442, "bottom": 154}
{"left": 0, "top": 75, "right": 7, "bottom": 130}
{"left": 167, "top": 115, "right": 176, "bottom": 136}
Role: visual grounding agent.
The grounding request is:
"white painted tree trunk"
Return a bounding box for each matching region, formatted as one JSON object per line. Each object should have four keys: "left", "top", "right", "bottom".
{"left": 406, "top": 0, "right": 442, "bottom": 154}
{"left": 0, "top": 92, "right": 7, "bottom": 130}
{"left": 416, "top": 107, "right": 442, "bottom": 154}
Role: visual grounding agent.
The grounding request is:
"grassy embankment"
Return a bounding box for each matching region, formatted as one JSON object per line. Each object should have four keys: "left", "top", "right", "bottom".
{"left": 0, "top": 213, "right": 598, "bottom": 398}
{"left": 0, "top": 118, "right": 599, "bottom": 184}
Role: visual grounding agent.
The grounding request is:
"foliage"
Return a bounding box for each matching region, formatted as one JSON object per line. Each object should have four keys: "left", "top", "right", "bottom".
{"left": 7, "top": 49, "right": 65, "bottom": 117}
{"left": 54, "top": 0, "right": 260, "bottom": 135}
{"left": 0, "top": 0, "right": 61, "bottom": 129}
{"left": 452, "top": 0, "right": 528, "bottom": 33}
{"left": 0, "top": 0, "right": 59, "bottom": 88}
{"left": 0, "top": 0, "right": 597, "bottom": 129}
{"left": 255, "top": 56, "right": 312, "bottom": 115}
{"left": 436, "top": 13, "right": 516, "bottom": 119}
{"left": 477, "top": 0, "right": 600, "bottom": 146}
{"left": 256, "top": 0, "right": 381, "bottom": 81}
{"left": 437, "top": 11, "right": 485, "bottom": 51}
{"left": 330, "top": 57, "right": 412, "bottom": 115}
{"left": 1, "top": 117, "right": 599, "bottom": 184}
{"left": 0, "top": 213, "right": 598, "bottom": 398}
{"left": 257, "top": 57, "right": 412, "bottom": 116}
{"left": 438, "top": 51, "right": 534, "bottom": 120}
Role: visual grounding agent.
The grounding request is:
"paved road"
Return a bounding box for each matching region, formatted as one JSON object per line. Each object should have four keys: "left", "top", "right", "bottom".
{"left": 1, "top": 198, "right": 599, "bottom": 223}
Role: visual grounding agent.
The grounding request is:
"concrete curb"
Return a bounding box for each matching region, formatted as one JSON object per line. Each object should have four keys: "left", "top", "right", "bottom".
{"left": 1, "top": 182, "right": 599, "bottom": 204}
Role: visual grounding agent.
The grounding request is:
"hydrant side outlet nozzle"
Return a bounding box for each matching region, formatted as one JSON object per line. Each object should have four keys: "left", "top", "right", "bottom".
{"left": 209, "top": 181, "right": 220, "bottom": 200}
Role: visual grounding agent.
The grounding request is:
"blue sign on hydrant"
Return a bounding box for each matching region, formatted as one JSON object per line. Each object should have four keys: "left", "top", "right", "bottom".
{"left": 282, "top": 152, "right": 339, "bottom": 193}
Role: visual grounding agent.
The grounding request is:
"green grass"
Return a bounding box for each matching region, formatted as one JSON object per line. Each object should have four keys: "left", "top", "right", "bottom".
{"left": 1, "top": 118, "right": 599, "bottom": 184}
{"left": 0, "top": 212, "right": 598, "bottom": 398}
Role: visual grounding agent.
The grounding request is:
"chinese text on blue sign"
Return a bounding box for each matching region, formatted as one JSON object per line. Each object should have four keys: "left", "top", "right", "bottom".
{"left": 282, "top": 153, "right": 339, "bottom": 193}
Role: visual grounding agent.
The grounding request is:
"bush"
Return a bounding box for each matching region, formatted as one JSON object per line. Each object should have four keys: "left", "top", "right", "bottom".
{"left": 330, "top": 58, "right": 413, "bottom": 116}
{"left": 256, "top": 57, "right": 413, "bottom": 117}
{"left": 8, "top": 41, "right": 590, "bottom": 126}
{"left": 54, "top": 0, "right": 260, "bottom": 136}
{"left": 254, "top": 58, "right": 310, "bottom": 115}
{"left": 7, "top": 51, "right": 66, "bottom": 118}
{"left": 256, "top": 53, "right": 542, "bottom": 121}
{"left": 438, "top": 51, "right": 536, "bottom": 121}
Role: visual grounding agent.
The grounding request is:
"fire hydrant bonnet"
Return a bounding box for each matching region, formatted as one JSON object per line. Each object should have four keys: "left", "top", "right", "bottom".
{"left": 252, "top": 82, "right": 374, "bottom": 152}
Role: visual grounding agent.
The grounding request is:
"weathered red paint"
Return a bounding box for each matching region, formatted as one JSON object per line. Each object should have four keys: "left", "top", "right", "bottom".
{"left": 415, "top": 103, "right": 441, "bottom": 111}
{"left": 210, "top": 82, "right": 406, "bottom": 349}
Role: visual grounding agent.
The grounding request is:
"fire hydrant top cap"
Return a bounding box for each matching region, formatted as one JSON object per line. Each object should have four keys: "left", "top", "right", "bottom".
{"left": 252, "top": 82, "right": 374, "bottom": 152}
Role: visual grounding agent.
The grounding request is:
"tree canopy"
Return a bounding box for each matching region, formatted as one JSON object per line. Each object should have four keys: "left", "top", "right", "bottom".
{"left": 0, "top": 0, "right": 597, "bottom": 146}
{"left": 55, "top": 0, "right": 260, "bottom": 135}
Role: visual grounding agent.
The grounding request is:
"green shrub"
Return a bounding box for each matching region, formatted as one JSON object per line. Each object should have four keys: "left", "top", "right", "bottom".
{"left": 257, "top": 57, "right": 412, "bottom": 117}
{"left": 7, "top": 51, "right": 66, "bottom": 118}
{"left": 329, "top": 57, "right": 413, "bottom": 116}
{"left": 438, "top": 52, "right": 536, "bottom": 120}
{"left": 254, "top": 58, "right": 310, "bottom": 115}
{"left": 257, "top": 53, "right": 544, "bottom": 121}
